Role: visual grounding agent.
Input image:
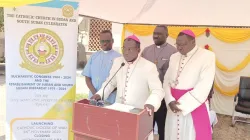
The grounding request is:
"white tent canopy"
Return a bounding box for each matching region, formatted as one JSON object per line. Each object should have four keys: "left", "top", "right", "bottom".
{"left": 79, "top": 0, "right": 250, "bottom": 27}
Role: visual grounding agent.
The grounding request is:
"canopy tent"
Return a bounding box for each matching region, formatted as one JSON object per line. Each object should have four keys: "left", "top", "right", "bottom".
{"left": 0, "top": 0, "right": 249, "bottom": 117}
{"left": 79, "top": 0, "right": 250, "bottom": 27}
{"left": 78, "top": 0, "right": 250, "bottom": 117}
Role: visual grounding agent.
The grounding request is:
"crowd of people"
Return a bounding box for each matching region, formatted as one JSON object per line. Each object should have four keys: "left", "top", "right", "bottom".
{"left": 82, "top": 25, "right": 218, "bottom": 140}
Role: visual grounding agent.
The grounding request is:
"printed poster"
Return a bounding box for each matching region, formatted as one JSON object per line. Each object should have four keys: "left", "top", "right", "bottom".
{"left": 4, "top": 1, "right": 79, "bottom": 140}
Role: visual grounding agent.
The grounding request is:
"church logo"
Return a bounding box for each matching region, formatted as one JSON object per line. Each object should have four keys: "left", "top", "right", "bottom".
{"left": 20, "top": 28, "right": 64, "bottom": 74}
{"left": 62, "top": 5, "right": 74, "bottom": 18}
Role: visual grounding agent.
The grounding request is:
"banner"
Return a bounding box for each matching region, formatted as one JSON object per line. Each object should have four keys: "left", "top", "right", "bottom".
{"left": 4, "top": 1, "right": 79, "bottom": 140}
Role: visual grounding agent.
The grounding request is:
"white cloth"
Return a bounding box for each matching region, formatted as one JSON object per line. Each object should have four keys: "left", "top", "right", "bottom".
{"left": 97, "top": 56, "right": 165, "bottom": 111}
{"left": 163, "top": 46, "right": 216, "bottom": 140}
{"left": 209, "top": 110, "right": 218, "bottom": 127}
{"left": 154, "top": 122, "right": 158, "bottom": 134}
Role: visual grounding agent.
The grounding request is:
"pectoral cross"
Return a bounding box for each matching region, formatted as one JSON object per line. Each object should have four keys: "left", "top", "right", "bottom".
{"left": 170, "top": 80, "right": 179, "bottom": 88}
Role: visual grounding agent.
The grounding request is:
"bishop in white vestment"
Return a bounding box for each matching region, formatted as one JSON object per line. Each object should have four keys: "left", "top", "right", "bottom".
{"left": 91, "top": 35, "right": 165, "bottom": 115}
{"left": 164, "top": 30, "right": 215, "bottom": 140}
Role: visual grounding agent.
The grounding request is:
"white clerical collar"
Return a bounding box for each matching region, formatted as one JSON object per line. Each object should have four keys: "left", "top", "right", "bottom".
{"left": 185, "top": 46, "right": 198, "bottom": 57}
{"left": 156, "top": 42, "right": 167, "bottom": 49}
{"left": 102, "top": 49, "right": 113, "bottom": 53}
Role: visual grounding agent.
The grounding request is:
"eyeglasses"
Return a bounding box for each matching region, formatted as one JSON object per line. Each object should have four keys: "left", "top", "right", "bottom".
{"left": 100, "top": 40, "right": 111, "bottom": 44}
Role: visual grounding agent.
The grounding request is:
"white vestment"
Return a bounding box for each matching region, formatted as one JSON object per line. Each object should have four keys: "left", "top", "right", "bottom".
{"left": 163, "top": 46, "right": 215, "bottom": 140}
{"left": 97, "top": 56, "right": 165, "bottom": 111}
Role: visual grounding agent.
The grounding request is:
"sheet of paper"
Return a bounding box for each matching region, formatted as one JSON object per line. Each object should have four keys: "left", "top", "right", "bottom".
{"left": 104, "top": 103, "right": 135, "bottom": 112}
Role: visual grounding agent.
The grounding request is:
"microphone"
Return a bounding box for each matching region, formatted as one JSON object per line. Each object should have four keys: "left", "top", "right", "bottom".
{"left": 102, "top": 62, "right": 125, "bottom": 101}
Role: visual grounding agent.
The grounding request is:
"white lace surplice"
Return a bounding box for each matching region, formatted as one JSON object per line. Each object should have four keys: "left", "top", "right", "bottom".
{"left": 163, "top": 47, "right": 216, "bottom": 140}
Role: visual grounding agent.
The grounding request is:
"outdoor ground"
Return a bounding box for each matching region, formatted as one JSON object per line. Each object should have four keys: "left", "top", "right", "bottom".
{"left": 1, "top": 73, "right": 250, "bottom": 140}
{"left": 213, "top": 115, "right": 250, "bottom": 140}
{"left": 153, "top": 114, "right": 250, "bottom": 140}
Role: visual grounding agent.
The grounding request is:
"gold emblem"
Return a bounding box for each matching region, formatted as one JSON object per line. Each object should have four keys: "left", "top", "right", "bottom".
{"left": 62, "top": 5, "right": 74, "bottom": 18}
{"left": 19, "top": 28, "right": 64, "bottom": 74}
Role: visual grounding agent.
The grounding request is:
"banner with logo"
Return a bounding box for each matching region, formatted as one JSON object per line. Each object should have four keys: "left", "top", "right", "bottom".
{"left": 4, "top": 1, "right": 78, "bottom": 140}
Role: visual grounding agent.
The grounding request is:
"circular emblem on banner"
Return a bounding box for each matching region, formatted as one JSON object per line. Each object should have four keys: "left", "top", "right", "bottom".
{"left": 62, "top": 5, "right": 74, "bottom": 18}
{"left": 20, "top": 28, "right": 64, "bottom": 74}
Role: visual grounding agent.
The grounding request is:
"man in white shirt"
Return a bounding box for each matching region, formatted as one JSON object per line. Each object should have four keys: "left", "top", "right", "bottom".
{"left": 91, "top": 35, "right": 165, "bottom": 116}
{"left": 163, "top": 29, "right": 215, "bottom": 140}
{"left": 82, "top": 30, "right": 121, "bottom": 104}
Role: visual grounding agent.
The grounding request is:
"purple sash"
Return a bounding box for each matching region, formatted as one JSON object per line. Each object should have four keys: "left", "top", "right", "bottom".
{"left": 171, "top": 88, "right": 212, "bottom": 140}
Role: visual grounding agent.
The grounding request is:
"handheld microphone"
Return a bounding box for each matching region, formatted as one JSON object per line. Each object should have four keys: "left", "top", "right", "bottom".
{"left": 102, "top": 62, "right": 125, "bottom": 101}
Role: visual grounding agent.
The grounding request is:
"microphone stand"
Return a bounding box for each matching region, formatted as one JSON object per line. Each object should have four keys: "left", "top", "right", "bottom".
{"left": 102, "top": 62, "right": 125, "bottom": 101}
